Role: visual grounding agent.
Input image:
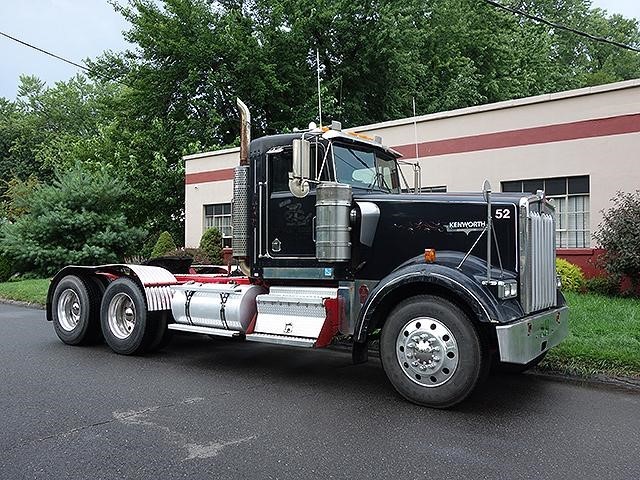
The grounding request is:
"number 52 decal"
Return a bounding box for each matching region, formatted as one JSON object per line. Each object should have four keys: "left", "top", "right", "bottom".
{"left": 494, "top": 208, "right": 511, "bottom": 219}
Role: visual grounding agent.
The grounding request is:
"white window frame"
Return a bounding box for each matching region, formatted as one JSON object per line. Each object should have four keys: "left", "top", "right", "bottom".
{"left": 549, "top": 193, "right": 590, "bottom": 249}
{"left": 501, "top": 176, "right": 590, "bottom": 248}
{"left": 203, "top": 203, "right": 232, "bottom": 247}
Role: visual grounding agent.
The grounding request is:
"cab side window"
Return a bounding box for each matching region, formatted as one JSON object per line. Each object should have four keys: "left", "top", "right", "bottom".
{"left": 269, "top": 150, "right": 292, "bottom": 193}
{"left": 269, "top": 145, "right": 329, "bottom": 193}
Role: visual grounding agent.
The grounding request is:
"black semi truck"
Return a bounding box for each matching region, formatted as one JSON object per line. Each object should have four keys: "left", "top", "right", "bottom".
{"left": 47, "top": 99, "right": 568, "bottom": 408}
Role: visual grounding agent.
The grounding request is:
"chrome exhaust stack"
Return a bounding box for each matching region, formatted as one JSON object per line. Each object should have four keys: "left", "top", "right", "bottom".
{"left": 232, "top": 98, "right": 251, "bottom": 276}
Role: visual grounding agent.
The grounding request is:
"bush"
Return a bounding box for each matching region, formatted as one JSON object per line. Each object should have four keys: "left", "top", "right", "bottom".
{"left": 556, "top": 258, "right": 585, "bottom": 292}
{"left": 585, "top": 276, "right": 620, "bottom": 297}
{"left": 0, "top": 255, "right": 11, "bottom": 282}
{"left": 150, "top": 231, "right": 177, "bottom": 258}
{"left": 594, "top": 190, "right": 640, "bottom": 291}
{"left": 0, "top": 164, "right": 146, "bottom": 276}
{"left": 199, "top": 227, "right": 222, "bottom": 264}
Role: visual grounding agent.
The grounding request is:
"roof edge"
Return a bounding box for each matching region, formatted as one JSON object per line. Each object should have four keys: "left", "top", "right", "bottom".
{"left": 350, "top": 78, "right": 640, "bottom": 133}
{"left": 183, "top": 146, "right": 240, "bottom": 161}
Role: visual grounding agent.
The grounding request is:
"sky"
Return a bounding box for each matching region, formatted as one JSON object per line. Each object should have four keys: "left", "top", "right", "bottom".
{"left": 0, "top": 0, "right": 639, "bottom": 100}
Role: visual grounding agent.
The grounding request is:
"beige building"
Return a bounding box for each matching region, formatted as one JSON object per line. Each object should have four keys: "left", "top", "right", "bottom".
{"left": 184, "top": 79, "right": 640, "bottom": 266}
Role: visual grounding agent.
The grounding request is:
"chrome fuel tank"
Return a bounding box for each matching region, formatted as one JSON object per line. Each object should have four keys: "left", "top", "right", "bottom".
{"left": 171, "top": 283, "right": 266, "bottom": 332}
{"left": 316, "top": 182, "right": 352, "bottom": 262}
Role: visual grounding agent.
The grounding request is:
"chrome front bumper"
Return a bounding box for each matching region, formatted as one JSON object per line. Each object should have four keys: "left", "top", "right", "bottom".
{"left": 495, "top": 306, "right": 569, "bottom": 364}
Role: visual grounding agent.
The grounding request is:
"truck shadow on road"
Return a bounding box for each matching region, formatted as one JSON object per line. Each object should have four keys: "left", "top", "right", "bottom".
{"left": 141, "top": 332, "right": 576, "bottom": 416}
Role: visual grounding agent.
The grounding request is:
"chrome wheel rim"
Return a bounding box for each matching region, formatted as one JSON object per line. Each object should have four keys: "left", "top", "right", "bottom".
{"left": 108, "top": 293, "right": 136, "bottom": 340}
{"left": 57, "top": 289, "right": 81, "bottom": 332}
{"left": 396, "top": 317, "right": 459, "bottom": 387}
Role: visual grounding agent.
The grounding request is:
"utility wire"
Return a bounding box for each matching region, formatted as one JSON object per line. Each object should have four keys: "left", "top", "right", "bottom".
{"left": 0, "top": 30, "right": 91, "bottom": 71}
{"left": 0, "top": 29, "right": 131, "bottom": 87}
{"left": 483, "top": 0, "right": 640, "bottom": 53}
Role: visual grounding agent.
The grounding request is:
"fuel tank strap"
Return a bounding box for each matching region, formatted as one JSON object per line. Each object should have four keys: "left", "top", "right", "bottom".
{"left": 184, "top": 290, "right": 196, "bottom": 326}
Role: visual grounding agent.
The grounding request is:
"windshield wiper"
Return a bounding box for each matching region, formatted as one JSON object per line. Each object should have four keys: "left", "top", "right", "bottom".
{"left": 366, "top": 169, "right": 391, "bottom": 192}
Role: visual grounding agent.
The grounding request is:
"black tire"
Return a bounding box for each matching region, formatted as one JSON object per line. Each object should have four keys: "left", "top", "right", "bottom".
{"left": 146, "top": 311, "right": 173, "bottom": 352}
{"left": 100, "top": 277, "right": 154, "bottom": 355}
{"left": 380, "top": 295, "right": 489, "bottom": 408}
{"left": 51, "top": 275, "right": 101, "bottom": 345}
{"left": 495, "top": 351, "right": 547, "bottom": 374}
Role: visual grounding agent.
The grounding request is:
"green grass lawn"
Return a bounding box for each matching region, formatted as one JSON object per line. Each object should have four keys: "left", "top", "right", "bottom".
{"left": 0, "top": 278, "right": 50, "bottom": 305}
{"left": 0, "top": 279, "right": 638, "bottom": 377}
{"left": 541, "top": 291, "right": 640, "bottom": 377}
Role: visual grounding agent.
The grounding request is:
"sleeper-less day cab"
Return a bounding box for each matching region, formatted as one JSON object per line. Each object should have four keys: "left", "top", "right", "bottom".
{"left": 47, "top": 99, "right": 568, "bottom": 408}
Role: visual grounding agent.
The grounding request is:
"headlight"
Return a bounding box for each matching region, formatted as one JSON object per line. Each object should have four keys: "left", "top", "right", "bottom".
{"left": 484, "top": 280, "right": 518, "bottom": 300}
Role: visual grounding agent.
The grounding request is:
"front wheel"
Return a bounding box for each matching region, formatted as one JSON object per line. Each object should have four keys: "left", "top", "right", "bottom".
{"left": 380, "top": 295, "right": 489, "bottom": 408}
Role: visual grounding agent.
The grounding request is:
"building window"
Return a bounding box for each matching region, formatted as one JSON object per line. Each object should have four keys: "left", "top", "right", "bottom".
{"left": 501, "top": 176, "right": 590, "bottom": 248}
{"left": 204, "top": 203, "right": 232, "bottom": 247}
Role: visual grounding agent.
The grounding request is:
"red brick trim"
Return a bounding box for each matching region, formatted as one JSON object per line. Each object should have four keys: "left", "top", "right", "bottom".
{"left": 185, "top": 168, "right": 235, "bottom": 184}
{"left": 394, "top": 113, "right": 640, "bottom": 159}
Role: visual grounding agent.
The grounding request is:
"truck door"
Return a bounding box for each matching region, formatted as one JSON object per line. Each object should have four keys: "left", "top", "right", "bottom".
{"left": 265, "top": 147, "right": 317, "bottom": 258}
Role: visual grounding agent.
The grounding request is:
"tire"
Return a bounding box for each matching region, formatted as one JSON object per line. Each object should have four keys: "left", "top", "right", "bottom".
{"left": 51, "top": 275, "right": 101, "bottom": 345}
{"left": 380, "top": 295, "right": 489, "bottom": 408}
{"left": 146, "top": 311, "right": 173, "bottom": 352}
{"left": 495, "top": 351, "right": 547, "bottom": 374}
{"left": 100, "top": 277, "right": 153, "bottom": 355}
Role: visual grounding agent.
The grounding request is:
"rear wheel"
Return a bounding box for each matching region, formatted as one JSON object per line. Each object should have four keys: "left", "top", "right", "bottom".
{"left": 380, "top": 295, "right": 489, "bottom": 408}
{"left": 51, "top": 275, "right": 101, "bottom": 345}
{"left": 100, "top": 277, "right": 153, "bottom": 355}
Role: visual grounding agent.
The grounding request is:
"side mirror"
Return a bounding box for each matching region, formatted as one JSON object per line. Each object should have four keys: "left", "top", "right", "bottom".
{"left": 289, "top": 138, "right": 312, "bottom": 198}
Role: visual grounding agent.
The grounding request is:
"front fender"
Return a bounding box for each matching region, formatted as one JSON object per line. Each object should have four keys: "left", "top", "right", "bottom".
{"left": 354, "top": 262, "right": 510, "bottom": 343}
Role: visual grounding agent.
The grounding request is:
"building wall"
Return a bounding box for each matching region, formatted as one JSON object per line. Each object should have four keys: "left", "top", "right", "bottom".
{"left": 184, "top": 79, "right": 640, "bottom": 250}
{"left": 184, "top": 147, "right": 239, "bottom": 247}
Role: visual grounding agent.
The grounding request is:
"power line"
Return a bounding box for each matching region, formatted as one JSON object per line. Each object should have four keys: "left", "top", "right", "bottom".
{"left": 0, "top": 29, "right": 131, "bottom": 88}
{"left": 482, "top": 0, "right": 640, "bottom": 53}
{"left": 0, "top": 30, "right": 91, "bottom": 71}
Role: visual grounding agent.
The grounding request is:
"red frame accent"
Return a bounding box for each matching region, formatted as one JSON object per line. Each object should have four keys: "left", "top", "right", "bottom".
{"left": 315, "top": 297, "right": 341, "bottom": 348}
{"left": 173, "top": 274, "right": 251, "bottom": 285}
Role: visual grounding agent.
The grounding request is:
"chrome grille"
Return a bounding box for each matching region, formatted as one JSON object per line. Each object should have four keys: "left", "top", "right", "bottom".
{"left": 520, "top": 199, "right": 556, "bottom": 313}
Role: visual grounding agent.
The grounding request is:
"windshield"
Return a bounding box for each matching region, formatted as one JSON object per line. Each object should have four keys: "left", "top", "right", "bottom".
{"left": 333, "top": 144, "right": 400, "bottom": 193}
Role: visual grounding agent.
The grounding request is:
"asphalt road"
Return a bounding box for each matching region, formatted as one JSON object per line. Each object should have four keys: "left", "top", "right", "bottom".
{"left": 0, "top": 303, "right": 638, "bottom": 480}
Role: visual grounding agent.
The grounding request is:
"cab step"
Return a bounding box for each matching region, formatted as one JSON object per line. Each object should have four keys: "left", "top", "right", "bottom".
{"left": 245, "top": 333, "right": 316, "bottom": 348}
{"left": 167, "top": 323, "right": 241, "bottom": 338}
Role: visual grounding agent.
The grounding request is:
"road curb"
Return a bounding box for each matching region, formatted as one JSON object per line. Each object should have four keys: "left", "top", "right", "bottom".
{"left": 0, "top": 298, "right": 45, "bottom": 310}
{"left": 528, "top": 368, "right": 640, "bottom": 392}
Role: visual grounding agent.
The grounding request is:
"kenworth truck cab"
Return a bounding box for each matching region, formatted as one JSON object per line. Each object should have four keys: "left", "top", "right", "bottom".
{"left": 47, "top": 99, "right": 568, "bottom": 408}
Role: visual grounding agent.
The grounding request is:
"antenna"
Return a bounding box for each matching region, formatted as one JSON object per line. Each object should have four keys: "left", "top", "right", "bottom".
{"left": 316, "top": 48, "right": 323, "bottom": 127}
{"left": 412, "top": 97, "right": 420, "bottom": 193}
{"left": 412, "top": 97, "right": 419, "bottom": 160}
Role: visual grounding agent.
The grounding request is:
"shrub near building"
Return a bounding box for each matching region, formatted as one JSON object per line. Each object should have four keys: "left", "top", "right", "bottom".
{"left": 150, "top": 231, "right": 177, "bottom": 258}
{"left": 556, "top": 258, "right": 585, "bottom": 293}
{"left": 199, "top": 228, "right": 222, "bottom": 265}
{"left": 594, "top": 190, "right": 640, "bottom": 295}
